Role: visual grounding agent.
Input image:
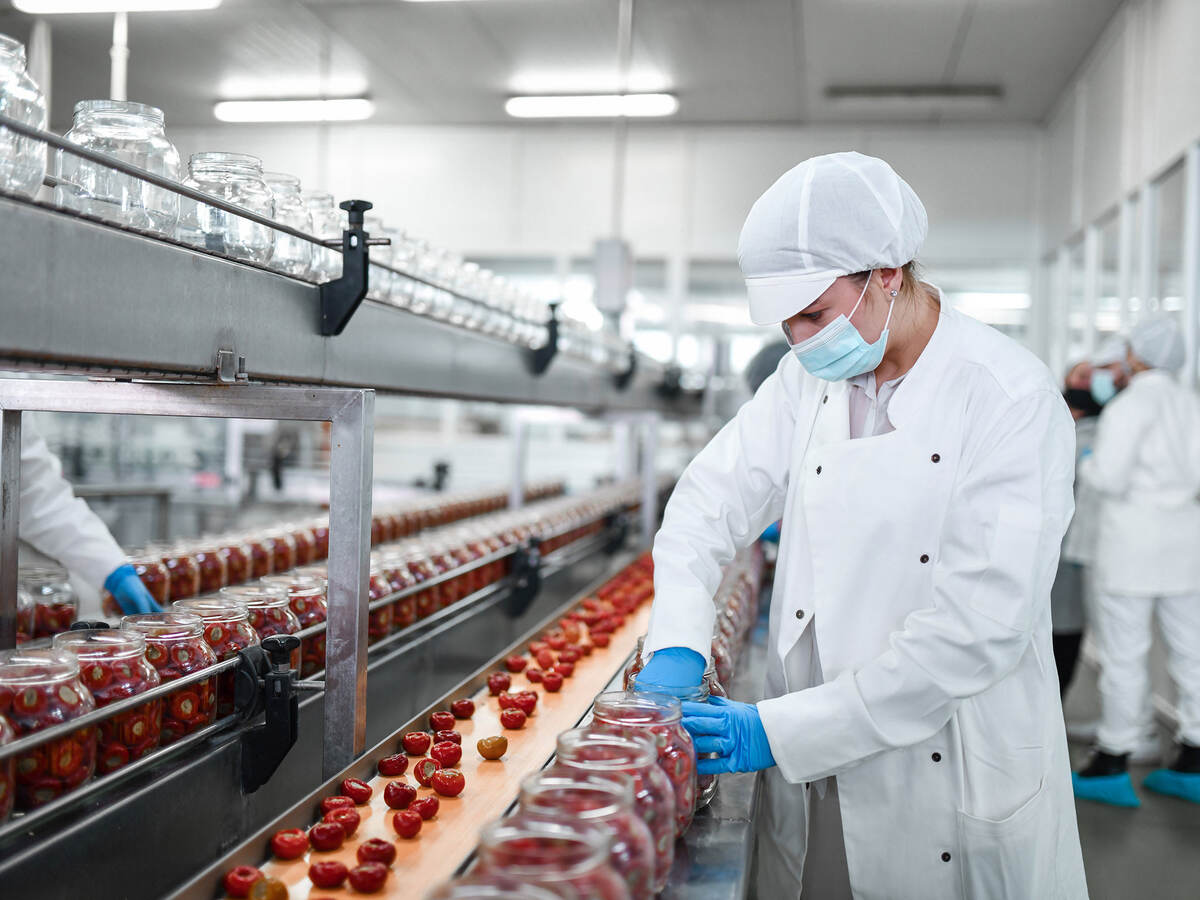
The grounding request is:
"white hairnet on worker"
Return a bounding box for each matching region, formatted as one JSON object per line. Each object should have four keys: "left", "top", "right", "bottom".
{"left": 1129, "top": 316, "right": 1185, "bottom": 372}
{"left": 737, "top": 151, "right": 928, "bottom": 325}
{"left": 1092, "top": 335, "right": 1129, "bottom": 368}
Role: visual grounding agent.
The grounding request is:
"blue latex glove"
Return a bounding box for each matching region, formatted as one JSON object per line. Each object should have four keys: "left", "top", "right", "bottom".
{"left": 760, "top": 521, "right": 781, "bottom": 544}
{"left": 682, "top": 696, "right": 776, "bottom": 775}
{"left": 104, "top": 564, "right": 162, "bottom": 615}
{"left": 634, "top": 646, "right": 705, "bottom": 693}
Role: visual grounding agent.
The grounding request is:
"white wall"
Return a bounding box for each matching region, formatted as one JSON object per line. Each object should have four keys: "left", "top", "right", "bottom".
{"left": 169, "top": 122, "right": 1040, "bottom": 270}
{"left": 1038, "top": 0, "right": 1200, "bottom": 251}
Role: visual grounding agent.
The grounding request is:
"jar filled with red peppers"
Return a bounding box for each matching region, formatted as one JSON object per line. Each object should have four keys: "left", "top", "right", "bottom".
{"left": 173, "top": 597, "right": 259, "bottom": 716}
{"left": 401, "top": 546, "right": 440, "bottom": 621}
{"left": 53, "top": 629, "right": 162, "bottom": 775}
{"left": 426, "top": 541, "right": 460, "bottom": 610}
{"left": 551, "top": 729, "right": 675, "bottom": 892}
{"left": 476, "top": 819, "right": 632, "bottom": 900}
{"left": 242, "top": 535, "right": 273, "bottom": 580}
{"left": 214, "top": 537, "right": 251, "bottom": 587}
{"left": 366, "top": 565, "right": 394, "bottom": 642}
{"left": 259, "top": 575, "right": 326, "bottom": 676}
{"left": 0, "top": 648, "right": 98, "bottom": 810}
{"left": 514, "top": 771, "right": 656, "bottom": 900}
{"left": 153, "top": 545, "right": 201, "bottom": 603}
{"left": 0, "top": 713, "right": 15, "bottom": 823}
{"left": 285, "top": 523, "right": 316, "bottom": 567}
{"left": 18, "top": 566, "right": 78, "bottom": 640}
{"left": 258, "top": 532, "right": 296, "bottom": 574}
{"left": 219, "top": 585, "right": 301, "bottom": 667}
{"left": 375, "top": 551, "right": 417, "bottom": 630}
{"left": 15, "top": 588, "right": 34, "bottom": 645}
{"left": 307, "top": 519, "right": 330, "bottom": 561}
{"left": 120, "top": 613, "right": 217, "bottom": 745}
{"left": 190, "top": 544, "right": 229, "bottom": 595}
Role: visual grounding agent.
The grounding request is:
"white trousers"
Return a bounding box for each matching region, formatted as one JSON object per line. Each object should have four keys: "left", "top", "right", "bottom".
{"left": 1093, "top": 591, "right": 1200, "bottom": 753}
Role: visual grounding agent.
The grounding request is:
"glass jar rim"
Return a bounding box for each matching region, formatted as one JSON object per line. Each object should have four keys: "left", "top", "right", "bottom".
{"left": 121, "top": 611, "right": 204, "bottom": 639}
{"left": 0, "top": 648, "right": 78, "bottom": 682}
{"left": 593, "top": 690, "right": 683, "bottom": 724}
{"left": 555, "top": 728, "right": 657, "bottom": 769}
{"left": 220, "top": 584, "right": 288, "bottom": 607}
{"left": 190, "top": 151, "right": 262, "bottom": 171}
{"left": 260, "top": 574, "right": 323, "bottom": 590}
{"left": 302, "top": 190, "right": 335, "bottom": 205}
{"left": 18, "top": 564, "right": 69, "bottom": 586}
{"left": 174, "top": 597, "right": 250, "bottom": 622}
{"left": 262, "top": 171, "right": 301, "bottom": 189}
{"left": 54, "top": 628, "right": 145, "bottom": 658}
{"left": 478, "top": 820, "right": 612, "bottom": 877}
{"left": 519, "top": 771, "right": 633, "bottom": 819}
{"left": 0, "top": 34, "right": 26, "bottom": 63}
{"left": 429, "top": 877, "right": 561, "bottom": 900}
{"left": 74, "top": 99, "right": 164, "bottom": 124}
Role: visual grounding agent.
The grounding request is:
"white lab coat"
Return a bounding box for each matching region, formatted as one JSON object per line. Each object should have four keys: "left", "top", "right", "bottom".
{"left": 1079, "top": 368, "right": 1200, "bottom": 596}
{"left": 14, "top": 425, "right": 126, "bottom": 605}
{"left": 645, "top": 304, "right": 1087, "bottom": 899}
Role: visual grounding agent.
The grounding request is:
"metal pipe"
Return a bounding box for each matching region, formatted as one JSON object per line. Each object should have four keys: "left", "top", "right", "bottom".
{"left": 322, "top": 389, "right": 374, "bottom": 777}
{"left": 110, "top": 12, "right": 128, "bottom": 103}
{"left": 0, "top": 410, "right": 22, "bottom": 650}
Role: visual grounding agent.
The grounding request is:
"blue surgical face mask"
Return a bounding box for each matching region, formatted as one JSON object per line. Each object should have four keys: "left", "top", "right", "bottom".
{"left": 1090, "top": 368, "right": 1117, "bottom": 405}
{"left": 788, "top": 271, "right": 894, "bottom": 381}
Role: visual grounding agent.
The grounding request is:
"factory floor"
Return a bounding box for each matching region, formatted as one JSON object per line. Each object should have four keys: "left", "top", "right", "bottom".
{"left": 1063, "top": 657, "right": 1200, "bottom": 900}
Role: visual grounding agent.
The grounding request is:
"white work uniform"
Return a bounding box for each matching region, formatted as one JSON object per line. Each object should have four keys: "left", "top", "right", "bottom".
{"left": 645, "top": 302, "right": 1087, "bottom": 899}
{"left": 16, "top": 425, "right": 126, "bottom": 615}
{"left": 1079, "top": 368, "right": 1200, "bottom": 752}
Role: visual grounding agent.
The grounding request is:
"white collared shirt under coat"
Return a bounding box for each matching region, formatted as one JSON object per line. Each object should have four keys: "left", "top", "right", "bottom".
{"left": 644, "top": 303, "right": 1088, "bottom": 899}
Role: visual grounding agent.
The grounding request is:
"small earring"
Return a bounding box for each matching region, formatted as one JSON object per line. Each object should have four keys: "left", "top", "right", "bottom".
{"left": 890, "top": 289, "right": 898, "bottom": 297}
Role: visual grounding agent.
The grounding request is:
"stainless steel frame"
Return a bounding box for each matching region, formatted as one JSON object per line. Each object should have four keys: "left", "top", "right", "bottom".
{"left": 0, "top": 378, "right": 374, "bottom": 776}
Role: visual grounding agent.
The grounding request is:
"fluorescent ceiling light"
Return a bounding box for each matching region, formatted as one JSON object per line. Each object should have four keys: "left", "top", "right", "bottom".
{"left": 825, "top": 84, "right": 1002, "bottom": 112}
{"left": 213, "top": 98, "right": 375, "bottom": 123}
{"left": 218, "top": 75, "right": 368, "bottom": 101}
{"left": 509, "top": 69, "right": 671, "bottom": 95}
{"left": 505, "top": 93, "right": 678, "bottom": 119}
{"left": 14, "top": 0, "right": 220, "bottom": 11}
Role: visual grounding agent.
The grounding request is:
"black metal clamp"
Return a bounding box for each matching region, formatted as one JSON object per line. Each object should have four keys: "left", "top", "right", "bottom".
{"left": 235, "top": 634, "right": 310, "bottom": 793}
{"left": 505, "top": 539, "right": 543, "bottom": 618}
{"left": 602, "top": 511, "right": 631, "bottom": 555}
{"left": 319, "top": 199, "right": 391, "bottom": 337}
{"left": 525, "top": 302, "right": 560, "bottom": 375}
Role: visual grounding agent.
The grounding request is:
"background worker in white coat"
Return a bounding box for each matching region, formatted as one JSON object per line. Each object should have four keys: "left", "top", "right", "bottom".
{"left": 1073, "top": 317, "right": 1200, "bottom": 807}
{"left": 635, "top": 152, "right": 1087, "bottom": 898}
{"left": 12, "top": 423, "right": 161, "bottom": 617}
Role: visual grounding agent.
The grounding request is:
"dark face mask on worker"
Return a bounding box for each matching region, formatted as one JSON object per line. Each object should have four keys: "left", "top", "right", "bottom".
{"left": 1063, "top": 387, "right": 1103, "bottom": 419}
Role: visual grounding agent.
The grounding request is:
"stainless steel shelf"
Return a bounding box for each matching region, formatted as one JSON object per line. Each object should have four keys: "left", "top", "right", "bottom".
{"left": 0, "top": 194, "right": 694, "bottom": 413}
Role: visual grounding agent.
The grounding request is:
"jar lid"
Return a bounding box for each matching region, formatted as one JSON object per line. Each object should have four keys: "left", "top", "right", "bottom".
{"left": 220, "top": 584, "right": 288, "bottom": 608}
{"left": 0, "top": 648, "right": 79, "bottom": 683}
{"left": 53, "top": 628, "right": 144, "bottom": 659}
{"left": 120, "top": 611, "right": 203, "bottom": 640}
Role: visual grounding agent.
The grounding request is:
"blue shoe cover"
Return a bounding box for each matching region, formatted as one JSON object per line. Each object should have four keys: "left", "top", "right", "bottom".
{"left": 1143, "top": 769, "right": 1200, "bottom": 804}
{"left": 1072, "top": 771, "right": 1141, "bottom": 807}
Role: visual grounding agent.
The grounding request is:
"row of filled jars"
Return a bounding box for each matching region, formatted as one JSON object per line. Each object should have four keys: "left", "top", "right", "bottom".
{"left": 0, "top": 482, "right": 641, "bottom": 822}
{"left": 433, "top": 555, "right": 708, "bottom": 900}
{"left": 0, "top": 34, "right": 560, "bottom": 354}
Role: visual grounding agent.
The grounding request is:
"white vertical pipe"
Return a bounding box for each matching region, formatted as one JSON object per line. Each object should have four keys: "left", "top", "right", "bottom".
{"left": 109, "top": 12, "right": 128, "bottom": 102}
{"left": 1117, "top": 196, "right": 1135, "bottom": 332}
{"left": 508, "top": 417, "right": 528, "bottom": 511}
{"left": 639, "top": 414, "right": 658, "bottom": 544}
{"left": 27, "top": 20, "right": 51, "bottom": 123}
{"left": 1138, "top": 182, "right": 1158, "bottom": 319}
{"left": 1083, "top": 224, "right": 1100, "bottom": 356}
{"left": 1181, "top": 143, "right": 1200, "bottom": 387}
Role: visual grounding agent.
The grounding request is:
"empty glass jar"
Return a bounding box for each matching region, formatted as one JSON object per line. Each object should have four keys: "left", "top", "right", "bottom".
{"left": 178, "top": 152, "right": 274, "bottom": 263}
{"left": 476, "top": 819, "right": 631, "bottom": 900}
{"left": 55, "top": 100, "right": 180, "bottom": 235}
{"left": 303, "top": 190, "right": 343, "bottom": 282}
{"left": 0, "top": 34, "right": 47, "bottom": 199}
{"left": 263, "top": 172, "right": 313, "bottom": 277}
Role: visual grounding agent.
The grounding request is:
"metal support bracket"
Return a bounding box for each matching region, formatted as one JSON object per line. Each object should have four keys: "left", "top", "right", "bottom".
{"left": 505, "top": 539, "right": 542, "bottom": 618}
{"left": 525, "top": 302, "right": 560, "bottom": 375}
{"left": 0, "top": 380, "right": 375, "bottom": 779}
{"left": 319, "top": 199, "right": 390, "bottom": 337}
{"left": 215, "top": 348, "right": 248, "bottom": 384}
{"left": 236, "top": 635, "right": 301, "bottom": 794}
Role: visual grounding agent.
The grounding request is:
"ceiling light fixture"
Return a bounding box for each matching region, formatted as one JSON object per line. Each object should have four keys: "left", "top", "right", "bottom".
{"left": 825, "top": 84, "right": 1003, "bottom": 111}
{"left": 505, "top": 93, "right": 678, "bottom": 119}
{"left": 213, "top": 98, "right": 375, "bottom": 123}
{"left": 14, "top": 0, "right": 221, "bottom": 12}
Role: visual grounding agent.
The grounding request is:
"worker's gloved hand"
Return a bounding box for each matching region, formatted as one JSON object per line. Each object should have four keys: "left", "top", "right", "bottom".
{"left": 760, "top": 521, "right": 781, "bottom": 544}
{"left": 634, "top": 646, "right": 705, "bottom": 693}
{"left": 682, "top": 696, "right": 776, "bottom": 775}
{"left": 104, "top": 564, "right": 162, "bottom": 615}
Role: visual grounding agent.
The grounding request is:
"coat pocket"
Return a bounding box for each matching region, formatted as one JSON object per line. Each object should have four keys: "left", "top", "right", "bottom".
{"left": 957, "top": 777, "right": 1053, "bottom": 900}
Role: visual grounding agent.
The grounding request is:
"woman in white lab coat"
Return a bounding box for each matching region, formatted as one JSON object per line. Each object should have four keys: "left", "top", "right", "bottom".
{"left": 636, "top": 152, "right": 1087, "bottom": 898}
{"left": 1073, "top": 317, "right": 1200, "bottom": 807}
